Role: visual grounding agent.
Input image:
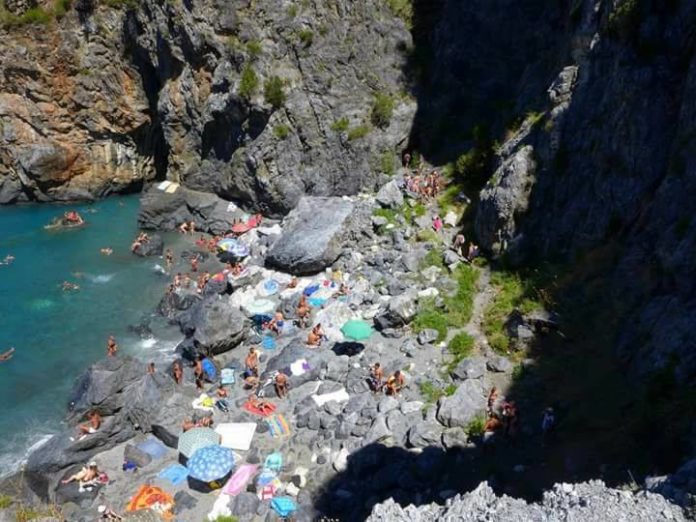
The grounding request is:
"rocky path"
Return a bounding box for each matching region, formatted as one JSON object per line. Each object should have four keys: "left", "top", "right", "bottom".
{"left": 462, "top": 264, "right": 493, "bottom": 349}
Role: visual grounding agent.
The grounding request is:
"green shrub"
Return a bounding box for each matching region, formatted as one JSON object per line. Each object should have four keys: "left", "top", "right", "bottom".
{"left": 213, "top": 516, "right": 239, "bottom": 522}
{"left": 465, "top": 415, "right": 486, "bottom": 437}
{"left": 0, "top": 494, "right": 11, "bottom": 509}
{"left": 54, "top": 0, "right": 71, "bottom": 18}
{"left": 385, "top": 0, "right": 412, "bottom": 29}
{"left": 443, "top": 264, "right": 478, "bottom": 327}
{"left": 287, "top": 4, "right": 298, "bottom": 17}
{"left": 412, "top": 307, "right": 448, "bottom": 343}
{"left": 419, "top": 248, "right": 444, "bottom": 270}
{"left": 607, "top": 0, "right": 640, "bottom": 39}
{"left": 444, "top": 383, "right": 458, "bottom": 396}
{"left": 238, "top": 65, "right": 258, "bottom": 99}
{"left": 419, "top": 381, "right": 445, "bottom": 403}
{"left": 347, "top": 124, "right": 370, "bottom": 141}
{"left": 273, "top": 124, "right": 290, "bottom": 139}
{"left": 371, "top": 92, "right": 394, "bottom": 128}
{"left": 448, "top": 333, "right": 474, "bottom": 362}
{"left": 298, "top": 28, "right": 313, "bottom": 47}
{"left": 483, "top": 271, "right": 543, "bottom": 355}
{"left": 331, "top": 117, "right": 349, "bottom": 132}
{"left": 264, "top": 76, "right": 286, "bottom": 109}
{"left": 380, "top": 150, "right": 395, "bottom": 176}
{"left": 246, "top": 40, "right": 262, "bottom": 58}
{"left": 415, "top": 229, "right": 441, "bottom": 244}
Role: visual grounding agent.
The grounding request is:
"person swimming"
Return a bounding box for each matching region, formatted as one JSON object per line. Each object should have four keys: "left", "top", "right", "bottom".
{"left": 61, "top": 281, "right": 80, "bottom": 292}
{"left": 100, "top": 248, "right": 113, "bottom": 256}
{"left": 0, "top": 348, "right": 15, "bottom": 362}
{"left": 0, "top": 255, "right": 15, "bottom": 266}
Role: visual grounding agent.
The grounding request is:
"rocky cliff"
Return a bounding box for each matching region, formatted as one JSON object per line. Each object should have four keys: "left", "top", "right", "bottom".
{"left": 0, "top": 0, "right": 414, "bottom": 211}
{"left": 469, "top": 1, "right": 696, "bottom": 387}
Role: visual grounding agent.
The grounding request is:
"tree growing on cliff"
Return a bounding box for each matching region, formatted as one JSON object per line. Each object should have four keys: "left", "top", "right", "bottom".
{"left": 239, "top": 65, "right": 259, "bottom": 99}
{"left": 264, "top": 76, "right": 286, "bottom": 109}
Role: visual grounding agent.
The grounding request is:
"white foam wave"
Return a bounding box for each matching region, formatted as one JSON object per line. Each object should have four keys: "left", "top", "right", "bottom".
{"left": 0, "top": 432, "right": 55, "bottom": 479}
{"left": 139, "top": 338, "right": 157, "bottom": 349}
{"left": 153, "top": 264, "right": 167, "bottom": 274}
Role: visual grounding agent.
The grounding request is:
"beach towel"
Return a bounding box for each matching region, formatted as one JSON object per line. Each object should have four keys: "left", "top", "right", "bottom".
{"left": 221, "top": 368, "right": 235, "bottom": 385}
{"left": 264, "top": 452, "right": 283, "bottom": 472}
{"left": 192, "top": 394, "right": 215, "bottom": 412}
{"left": 271, "top": 497, "right": 297, "bottom": 518}
{"left": 157, "top": 181, "right": 171, "bottom": 191}
{"left": 136, "top": 437, "right": 168, "bottom": 460}
{"left": 243, "top": 401, "right": 276, "bottom": 417}
{"left": 308, "top": 297, "right": 327, "bottom": 308}
{"left": 290, "top": 358, "right": 310, "bottom": 376}
{"left": 311, "top": 388, "right": 350, "bottom": 407}
{"left": 222, "top": 464, "right": 258, "bottom": 496}
{"left": 126, "top": 485, "right": 175, "bottom": 521}
{"left": 164, "top": 182, "right": 179, "bottom": 194}
{"left": 266, "top": 414, "right": 291, "bottom": 438}
{"left": 258, "top": 483, "right": 277, "bottom": 501}
{"left": 215, "top": 423, "right": 257, "bottom": 451}
{"left": 262, "top": 336, "right": 277, "bottom": 350}
{"left": 158, "top": 464, "right": 189, "bottom": 486}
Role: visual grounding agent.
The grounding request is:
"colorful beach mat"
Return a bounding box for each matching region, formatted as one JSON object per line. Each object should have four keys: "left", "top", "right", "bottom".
{"left": 266, "top": 414, "right": 291, "bottom": 438}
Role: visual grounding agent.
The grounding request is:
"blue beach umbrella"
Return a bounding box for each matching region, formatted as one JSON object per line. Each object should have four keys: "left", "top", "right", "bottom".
{"left": 186, "top": 445, "right": 235, "bottom": 492}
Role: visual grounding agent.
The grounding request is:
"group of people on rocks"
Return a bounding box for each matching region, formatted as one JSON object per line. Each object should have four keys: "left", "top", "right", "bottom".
{"left": 178, "top": 220, "right": 196, "bottom": 234}
{"left": 368, "top": 362, "right": 406, "bottom": 396}
{"left": 452, "top": 233, "right": 480, "bottom": 263}
{"left": 405, "top": 170, "right": 444, "bottom": 201}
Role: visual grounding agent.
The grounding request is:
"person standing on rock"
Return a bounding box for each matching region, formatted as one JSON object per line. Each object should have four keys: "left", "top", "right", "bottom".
{"left": 190, "top": 255, "right": 199, "bottom": 273}
{"left": 487, "top": 387, "right": 498, "bottom": 416}
{"left": 107, "top": 335, "right": 118, "bottom": 357}
{"left": 245, "top": 347, "right": 259, "bottom": 376}
{"left": 172, "top": 360, "right": 183, "bottom": 384}
{"left": 275, "top": 372, "right": 289, "bottom": 399}
{"left": 165, "top": 249, "right": 174, "bottom": 272}
{"left": 296, "top": 295, "right": 310, "bottom": 328}
{"left": 146, "top": 362, "right": 155, "bottom": 375}
{"left": 369, "top": 362, "right": 384, "bottom": 392}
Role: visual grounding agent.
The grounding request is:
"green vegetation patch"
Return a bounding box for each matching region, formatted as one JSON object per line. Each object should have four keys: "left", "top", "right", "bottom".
{"left": 331, "top": 117, "right": 349, "bottom": 132}
{"left": 385, "top": 0, "right": 412, "bottom": 29}
{"left": 264, "top": 76, "right": 286, "bottom": 109}
{"left": 379, "top": 150, "right": 395, "bottom": 176}
{"left": 273, "top": 124, "right": 290, "bottom": 139}
{"left": 238, "top": 65, "right": 258, "bottom": 99}
{"left": 371, "top": 92, "right": 394, "bottom": 128}
{"left": 0, "top": 494, "right": 12, "bottom": 509}
{"left": 447, "top": 333, "right": 474, "bottom": 373}
{"left": 298, "top": 28, "right": 313, "bottom": 47}
{"left": 246, "top": 40, "right": 262, "bottom": 58}
{"left": 465, "top": 414, "right": 486, "bottom": 437}
{"left": 483, "top": 270, "right": 544, "bottom": 355}
{"left": 347, "top": 124, "right": 371, "bottom": 141}
{"left": 412, "top": 305, "right": 448, "bottom": 343}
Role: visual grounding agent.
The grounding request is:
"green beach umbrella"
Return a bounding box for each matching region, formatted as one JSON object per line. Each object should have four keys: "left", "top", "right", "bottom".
{"left": 341, "top": 319, "right": 374, "bottom": 341}
{"left": 177, "top": 427, "right": 220, "bottom": 458}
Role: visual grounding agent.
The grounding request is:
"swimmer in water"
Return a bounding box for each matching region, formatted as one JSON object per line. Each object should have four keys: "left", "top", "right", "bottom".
{"left": 0, "top": 348, "right": 15, "bottom": 362}
{"left": 0, "top": 255, "right": 15, "bottom": 266}
{"left": 61, "top": 281, "right": 80, "bottom": 292}
{"left": 100, "top": 248, "right": 113, "bottom": 256}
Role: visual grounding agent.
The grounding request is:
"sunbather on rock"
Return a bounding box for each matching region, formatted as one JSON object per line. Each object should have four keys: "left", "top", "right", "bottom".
{"left": 61, "top": 461, "right": 100, "bottom": 491}
{"left": 307, "top": 324, "right": 325, "bottom": 347}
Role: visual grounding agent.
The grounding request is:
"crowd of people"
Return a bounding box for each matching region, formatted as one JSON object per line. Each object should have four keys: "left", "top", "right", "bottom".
{"left": 368, "top": 363, "right": 406, "bottom": 396}
{"left": 130, "top": 232, "right": 151, "bottom": 253}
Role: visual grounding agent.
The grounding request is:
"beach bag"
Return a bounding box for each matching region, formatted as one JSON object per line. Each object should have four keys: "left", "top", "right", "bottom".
{"left": 264, "top": 452, "right": 283, "bottom": 472}
{"left": 271, "top": 497, "right": 297, "bottom": 518}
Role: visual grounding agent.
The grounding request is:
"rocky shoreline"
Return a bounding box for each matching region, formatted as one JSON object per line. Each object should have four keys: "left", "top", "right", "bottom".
{"left": 0, "top": 174, "right": 692, "bottom": 522}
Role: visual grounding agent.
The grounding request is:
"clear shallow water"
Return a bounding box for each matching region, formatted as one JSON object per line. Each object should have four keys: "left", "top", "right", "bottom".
{"left": 0, "top": 196, "right": 181, "bottom": 474}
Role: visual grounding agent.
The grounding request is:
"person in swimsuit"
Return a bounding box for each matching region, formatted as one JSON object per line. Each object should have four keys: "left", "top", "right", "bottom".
{"left": 274, "top": 372, "right": 289, "bottom": 399}
{"left": 369, "top": 362, "right": 384, "bottom": 392}
{"left": 307, "top": 324, "right": 324, "bottom": 346}
{"left": 61, "top": 461, "right": 99, "bottom": 487}
{"left": 172, "top": 360, "right": 183, "bottom": 384}
{"left": 0, "top": 348, "right": 15, "bottom": 362}
{"left": 107, "top": 336, "right": 118, "bottom": 357}
{"left": 385, "top": 370, "right": 405, "bottom": 396}
{"left": 244, "top": 347, "right": 259, "bottom": 376}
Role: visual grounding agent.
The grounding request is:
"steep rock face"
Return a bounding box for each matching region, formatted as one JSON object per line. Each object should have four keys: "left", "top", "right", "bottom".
{"left": 126, "top": 0, "right": 415, "bottom": 215}
{"left": 1, "top": 0, "right": 415, "bottom": 210}
{"left": 472, "top": 2, "right": 696, "bottom": 382}
{"left": 0, "top": 10, "right": 159, "bottom": 203}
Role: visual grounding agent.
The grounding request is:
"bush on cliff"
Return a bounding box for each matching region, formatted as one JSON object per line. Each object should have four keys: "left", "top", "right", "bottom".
{"left": 239, "top": 65, "right": 258, "bottom": 99}
{"left": 264, "top": 76, "right": 286, "bottom": 109}
{"left": 371, "top": 92, "right": 394, "bottom": 128}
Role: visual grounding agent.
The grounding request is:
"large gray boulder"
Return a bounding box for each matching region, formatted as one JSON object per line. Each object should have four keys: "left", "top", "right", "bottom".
{"left": 177, "top": 295, "right": 249, "bottom": 355}
{"left": 376, "top": 180, "right": 404, "bottom": 208}
{"left": 475, "top": 146, "right": 536, "bottom": 256}
{"left": 266, "top": 197, "right": 355, "bottom": 274}
{"left": 132, "top": 233, "right": 164, "bottom": 257}
{"left": 25, "top": 357, "right": 176, "bottom": 500}
{"left": 374, "top": 291, "right": 418, "bottom": 329}
{"left": 436, "top": 379, "right": 486, "bottom": 428}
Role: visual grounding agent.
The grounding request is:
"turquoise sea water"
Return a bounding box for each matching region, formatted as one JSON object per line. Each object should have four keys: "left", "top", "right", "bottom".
{"left": 0, "top": 196, "right": 181, "bottom": 473}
